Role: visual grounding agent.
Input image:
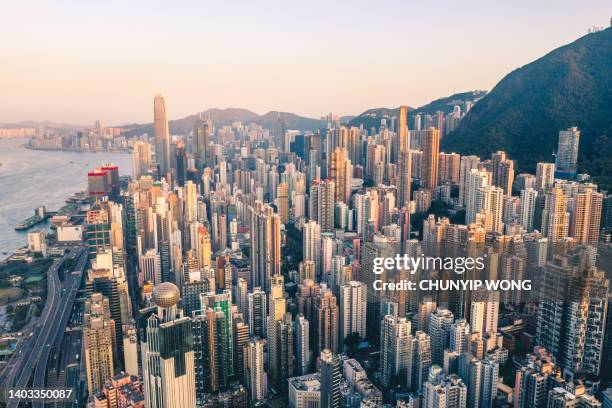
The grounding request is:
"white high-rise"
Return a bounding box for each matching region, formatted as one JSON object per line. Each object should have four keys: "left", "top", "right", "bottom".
{"left": 339, "top": 281, "right": 367, "bottom": 346}
{"left": 465, "top": 169, "right": 490, "bottom": 225}
{"left": 519, "top": 188, "right": 538, "bottom": 232}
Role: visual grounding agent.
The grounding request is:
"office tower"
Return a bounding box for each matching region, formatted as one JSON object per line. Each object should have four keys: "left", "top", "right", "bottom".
{"left": 140, "top": 248, "right": 162, "bottom": 285}
{"left": 395, "top": 105, "right": 410, "bottom": 161}
{"left": 184, "top": 181, "right": 198, "bottom": 224}
{"left": 380, "top": 315, "right": 413, "bottom": 389}
{"left": 277, "top": 182, "right": 290, "bottom": 224}
{"left": 536, "top": 162, "right": 555, "bottom": 191}
{"left": 86, "top": 201, "right": 112, "bottom": 258}
{"left": 330, "top": 148, "right": 351, "bottom": 204}
{"left": 309, "top": 179, "right": 335, "bottom": 232}
{"left": 489, "top": 151, "right": 515, "bottom": 195}
{"left": 520, "top": 188, "right": 539, "bottom": 232}
{"left": 193, "top": 114, "right": 212, "bottom": 171}
{"left": 249, "top": 204, "right": 281, "bottom": 291}
{"left": 88, "top": 167, "right": 110, "bottom": 197}
{"left": 314, "top": 286, "right": 339, "bottom": 355}
{"left": 132, "top": 141, "right": 152, "bottom": 179}
{"left": 288, "top": 373, "right": 321, "bottom": 408}
{"left": 439, "top": 152, "right": 461, "bottom": 184}
{"left": 421, "top": 127, "right": 440, "bottom": 190}
{"left": 570, "top": 187, "right": 603, "bottom": 244}
{"left": 267, "top": 277, "right": 288, "bottom": 387}
{"left": 320, "top": 349, "right": 342, "bottom": 408}
{"left": 192, "top": 308, "right": 219, "bottom": 396}
{"left": 200, "top": 291, "right": 234, "bottom": 381}
{"left": 244, "top": 338, "right": 266, "bottom": 403}
{"left": 182, "top": 278, "right": 215, "bottom": 317}
{"left": 175, "top": 142, "right": 187, "bottom": 186}
{"left": 555, "top": 127, "right": 580, "bottom": 178}
{"left": 83, "top": 293, "right": 115, "bottom": 394}
{"left": 475, "top": 185, "right": 504, "bottom": 233}
{"left": 347, "top": 126, "right": 362, "bottom": 166}
{"left": 542, "top": 187, "right": 570, "bottom": 242}
{"left": 153, "top": 94, "right": 170, "bottom": 176}
{"left": 465, "top": 169, "right": 490, "bottom": 225}
{"left": 142, "top": 283, "right": 195, "bottom": 408}
{"left": 339, "top": 281, "right": 367, "bottom": 346}
{"left": 458, "top": 155, "right": 481, "bottom": 206}
{"left": 428, "top": 308, "right": 454, "bottom": 365}
{"left": 422, "top": 373, "right": 467, "bottom": 408}
{"left": 248, "top": 287, "right": 267, "bottom": 337}
{"left": 303, "top": 220, "right": 322, "bottom": 277}
{"left": 97, "top": 164, "right": 119, "bottom": 202}
{"left": 398, "top": 149, "right": 412, "bottom": 208}
{"left": 86, "top": 261, "right": 125, "bottom": 370}
{"left": 294, "top": 314, "right": 311, "bottom": 375}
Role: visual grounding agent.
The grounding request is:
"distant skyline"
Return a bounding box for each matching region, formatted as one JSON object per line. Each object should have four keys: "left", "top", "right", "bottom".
{"left": 0, "top": 0, "right": 609, "bottom": 125}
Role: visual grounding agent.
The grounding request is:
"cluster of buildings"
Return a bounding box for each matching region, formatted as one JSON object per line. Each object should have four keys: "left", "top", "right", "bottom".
{"left": 77, "top": 94, "right": 611, "bottom": 408}
{"left": 27, "top": 121, "right": 128, "bottom": 152}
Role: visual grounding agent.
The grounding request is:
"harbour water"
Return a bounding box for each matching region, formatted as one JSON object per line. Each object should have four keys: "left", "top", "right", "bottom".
{"left": 0, "top": 138, "right": 131, "bottom": 260}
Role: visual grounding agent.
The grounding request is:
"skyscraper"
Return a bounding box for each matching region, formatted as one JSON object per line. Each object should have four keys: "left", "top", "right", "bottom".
{"left": 519, "top": 188, "right": 539, "bottom": 232}
{"left": 132, "top": 141, "right": 152, "bottom": 179}
{"left": 428, "top": 308, "right": 454, "bottom": 365}
{"left": 83, "top": 293, "right": 115, "bottom": 395}
{"left": 555, "top": 127, "right": 580, "bottom": 179}
{"left": 421, "top": 127, "right": 440, "bottom": 190}
{"left": 249, "top": 203, "right": 281, "bottom": 291}
{"left": 458, "top": 155, "right": 481, "bottom": 207}
{"left": 339, "top": 281, "right": 367, "bottom": 346}
{"left": 309, "top": 179, "right": 335, "bottom": 232}
{"left": 330, "top": 148, "right": 351, "bottom": 204}
{"left": 277, "top": 182, "right": 290, "bottom": 224}
{"left": 398, "top": 149, "right": 412, "bottom": 209}
{"left": 380, "top": 315, "right": 413, "bottom": 389}
{"left": 535, "top": 162, "right": 555, "bottom": 192}
{"left": 465, "top": 169, "right": 491, "bottom": 225}
{"left": 541, "top": 187, "right": 570, "bottom": 242}
{"left": 142, "top": 283, "right": 196, "bottom": 408}
{"left": 154, "top": 94, "right": 170, "bottom": 177}
{"left": 244, "top": 338, "right": 266, "bottom": 403}
{"left": 320, "top": 349, "right": 342, "bottom": 408}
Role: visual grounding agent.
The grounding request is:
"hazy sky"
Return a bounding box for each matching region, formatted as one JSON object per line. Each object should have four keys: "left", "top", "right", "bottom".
{"left": 1, "top": 1, "right": 609, "bottom": 125}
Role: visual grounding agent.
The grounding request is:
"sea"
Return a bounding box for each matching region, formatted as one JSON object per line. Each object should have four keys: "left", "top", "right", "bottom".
{"left": 0, "top": 138, "right": 131, "bottom": 261}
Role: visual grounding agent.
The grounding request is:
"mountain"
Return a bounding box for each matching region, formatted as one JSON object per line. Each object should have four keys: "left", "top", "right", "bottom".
{"left": 442, "top": 28, "right": 612, "bottom": 189}
{"left": 0, "top": 121, "right": 81, "bottom": 130}
{"left": 121, "top": 108, "right": 325, "bottom": 137}
{"left": 347, "top": 91, "right": 486, "bottom": 131}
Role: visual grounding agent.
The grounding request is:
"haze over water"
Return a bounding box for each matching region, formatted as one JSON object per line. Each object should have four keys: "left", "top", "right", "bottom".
{"left": 0, "top": 138, "right": 131, "bottom": 260}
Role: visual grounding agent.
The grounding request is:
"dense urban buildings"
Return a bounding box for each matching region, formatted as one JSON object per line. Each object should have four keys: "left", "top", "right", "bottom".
{"left": 2, "top": 92, "right": 610, "bottom": 408}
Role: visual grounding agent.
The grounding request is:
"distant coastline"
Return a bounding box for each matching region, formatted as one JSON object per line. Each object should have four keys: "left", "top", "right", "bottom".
{"left": 24, "top": 145, "right": 131, "bottom": 154}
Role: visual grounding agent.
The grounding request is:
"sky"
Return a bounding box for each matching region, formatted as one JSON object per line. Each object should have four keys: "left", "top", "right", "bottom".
{"left": 0, "top": 0, "right": 609, "bottom": 125}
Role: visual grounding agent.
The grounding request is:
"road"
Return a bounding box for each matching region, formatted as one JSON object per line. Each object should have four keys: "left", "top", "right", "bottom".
{"left": 0, "top": 251, "right": 67, "bottom": 392}
{"left": 1, "top": 247, "right": 87, "bottom": 408}
{"left": 31, "top": 249, "right": 87, "bottom": 408}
